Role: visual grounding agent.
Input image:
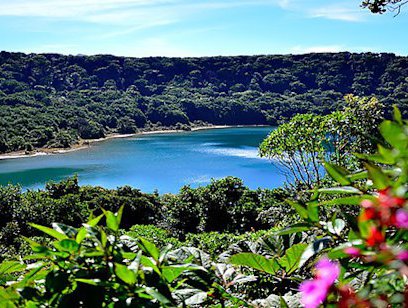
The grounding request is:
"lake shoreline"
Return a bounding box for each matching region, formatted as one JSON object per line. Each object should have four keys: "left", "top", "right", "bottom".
{"left": 0, "top": 124, "right": 269, "bottom": 161}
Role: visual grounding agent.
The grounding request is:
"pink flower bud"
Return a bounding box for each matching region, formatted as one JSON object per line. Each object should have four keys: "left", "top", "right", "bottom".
{"left": 397, "top": 250, "right": 408, "bottom": 261}
{"left": 344, "top": 247, "right": 361, "bottom": 257}
{"left": 315, "top": 257, "right": 340, "bottom": 286}
{"left": 299, "top": 279, "right": 328, "bottom": 308}
{"left": 395, "top": 209, "right": 408, "bottom": 229}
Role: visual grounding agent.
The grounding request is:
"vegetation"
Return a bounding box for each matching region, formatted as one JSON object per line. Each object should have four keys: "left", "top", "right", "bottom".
{"left": 1, "top": 51, "right": 408, "bottom": 153}
{"left": 0, "top": 105, "right": 407, "bottom": 306}
{"left": 362, "top": 0, "right": 408, "bottom": 14}
{"left": 259, "top": 95, "right": 384, "bottom": 188}
{"left": 0, "top": 176, "right": 292, "bottom": 260}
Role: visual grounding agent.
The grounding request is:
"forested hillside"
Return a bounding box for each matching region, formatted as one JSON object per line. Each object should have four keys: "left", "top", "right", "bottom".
{"left": 1, "top": 51, "right": 408, "bottom": 153}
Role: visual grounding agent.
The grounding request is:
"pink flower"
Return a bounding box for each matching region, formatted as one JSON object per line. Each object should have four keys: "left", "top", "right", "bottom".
{"left": 379, "top": 189, "right": 405, "bottom": 208}
{"left": 344, "top": 247, "right": 361, "bottom": 257}
{"left": 314, "top": 257, "right": 340, "bottom": 286}
{"left": 361, "top": 199, "right": 374, "bottom": 208}
{"left": 395, "top": 209, "right": 408, "bottom": 228}
{"left": 299, "top": 257, "right": 340, "bottom": 308}
{"left": 299, "top": 279, "right": 328, "bottom": 308}
{"left": 396, "top": 250, "right": 408, "bottom": 261}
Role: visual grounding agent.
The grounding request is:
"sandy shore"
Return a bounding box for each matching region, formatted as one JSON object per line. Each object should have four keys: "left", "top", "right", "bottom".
{"left": 0, "top": 125, "right": 268, "bottom": 161}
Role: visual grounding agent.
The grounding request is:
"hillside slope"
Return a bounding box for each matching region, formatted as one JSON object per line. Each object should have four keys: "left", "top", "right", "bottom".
{"left": 0, "top": 51, "right": 407, "bottom": 153}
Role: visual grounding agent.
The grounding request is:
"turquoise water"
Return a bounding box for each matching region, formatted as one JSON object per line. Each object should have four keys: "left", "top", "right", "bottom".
{"left": 0, "top": 127, "right": 285, "bottom": 193}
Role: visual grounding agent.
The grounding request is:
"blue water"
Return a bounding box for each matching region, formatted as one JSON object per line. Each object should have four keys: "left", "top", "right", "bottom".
{"left": 0, "top": 127, "right": 285, "bottom": 193}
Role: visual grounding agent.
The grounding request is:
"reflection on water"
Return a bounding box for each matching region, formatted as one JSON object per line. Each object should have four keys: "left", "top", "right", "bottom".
{"left": 0, "top": 127, "right": 283, "bottom": 193}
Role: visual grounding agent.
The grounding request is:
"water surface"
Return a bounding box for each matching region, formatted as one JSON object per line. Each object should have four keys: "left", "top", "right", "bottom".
{"left": 0, "top": 127, "right": 285, "bottom": 193}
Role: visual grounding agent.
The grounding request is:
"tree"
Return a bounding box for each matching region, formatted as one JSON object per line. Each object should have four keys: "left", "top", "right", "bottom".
{"left": 259, "top": 113, "right": 327, "bottom": 188}
{"left": 259, "top": 96, "right": 384, "bottom": 188}
{"left": 362, "top": 0, "right": 408, "bottom": 14}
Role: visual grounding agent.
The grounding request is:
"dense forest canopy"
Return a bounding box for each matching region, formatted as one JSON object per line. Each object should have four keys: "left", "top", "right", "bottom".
{"left": 1, "top": 51, "right": 408, "bottom": 153}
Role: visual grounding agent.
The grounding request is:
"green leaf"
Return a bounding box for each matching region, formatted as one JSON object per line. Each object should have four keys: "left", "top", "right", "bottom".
{"left": 286, "top": 200, "right": 308, "bottom": 220}
{"left": 276, "top": 223, "right": 311, "bottom": 235}
{"left": 324, "top": 162, "right": 351, "bottom": 185}
{"left": 347, "top": 171, "right": 368, "bottom": 181}
{"left": 115, "top": 263, "right": 137, "bottom": 285}
{"left": 162, "top": 265, "right": 191, "bottom": 283}
{"left": 76, "top": 278, "right": 110, "bottom": 287}
{"left": 0, "top": 261, "right": 26, "bottom": 277}
{"left": 138, "top": 238, "right": 160, "bottom": 261}
{"left": 318, "top": 186, "right": 362, "bottom": 195}
{"left": 22, "top": 237, "right": 49, "bottom": 254}
{"left": 320, "top": 195, "right": 374, "bottom": 206}
{"left": 280, "top": 296, "right": 290, "bottom": 308}
{"left": 230, "top": 253, "right": 279, "bottom": 274}
{"left": 278, "top": 243, "right": 308, "bottom": 274}
{"left": 377, "top": 145, "right": 396, "bottom": 164}
{"left": 54, "top": 239, "right": 79, "bottom": 253}
{"left": 75, "top": 227, "right": 87, "bottom": 244}
{"left": 380, "top": 120, "right": 406, "bottom": 150}
{"left": 145, "top": 288, "right": 172, "bottom": 305}
{"left": 29, "top": 223, "right": 68, "bottom": 241}
{"left": 116, "top": 205, "right": 124, "bottom": 228}
{"left": 105, "top": 211, "right": 119, "bottom": 232}
{"left": 140, "top": 256, "right": 160, "bottom": 275}
{"left": 86, "top": 214, "right": 104, "bottom": 227}
{"left": 306, "top": 203, "right": 319, "bottom": 222}
{"left": 52, "top": 223, "right": 77, "bottom": 238}
{"left": 18, "top": 265, "right": 47, "bottom": 286}
{"left": 393, "top": 105, "right": 403, "bottom": 124}
{"left": 365, "top": 162, "right": 390, "bottom": 190}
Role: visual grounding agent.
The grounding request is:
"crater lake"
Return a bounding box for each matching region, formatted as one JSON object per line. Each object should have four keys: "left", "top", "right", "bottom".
{"left": 0, "top": 127, "right": 285, "bottom": 193}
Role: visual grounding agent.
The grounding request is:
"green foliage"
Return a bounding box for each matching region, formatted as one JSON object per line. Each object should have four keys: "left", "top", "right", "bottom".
{"left": 1, "top": 52, "right": 408, "bottom": 153}
{"left": 0, "top": 176, "right": 288, "bottom": 260}
{"left": 260, "top": 108, "right": 408, "bottom": 305}
{"left": 0, "top": 208, "right": 256, "bottom": 307}
{"left": 259, "top": 95, "right": 384, "bottom": 188}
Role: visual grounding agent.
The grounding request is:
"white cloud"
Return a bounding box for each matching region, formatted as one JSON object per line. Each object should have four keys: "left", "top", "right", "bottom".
{"left": 309, "top": 6, "right": 366, "bottom": 22}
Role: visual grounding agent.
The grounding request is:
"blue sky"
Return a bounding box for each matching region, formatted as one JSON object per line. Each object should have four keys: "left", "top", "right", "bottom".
{"left": 0, "top": 0, "right": 407, "bottom": 57}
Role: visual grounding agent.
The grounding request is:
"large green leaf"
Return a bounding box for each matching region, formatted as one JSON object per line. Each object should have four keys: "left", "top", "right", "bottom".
{"left": 145, "top": 287, "right": 172, "bottom": 305}
{"left": 278, "top": 243, "right": 307, "bottom": 274}
{"left": 54, "top": 239, "right": 79, "bottom": 253}
{"left": 318, "top": 186, "right": 362, "bottom": 195}
{"left": 320, "top": 195, "right": 375, "bottom": 206}
{"left": 52, "top": 223, "right": 77, "bottom": 238}
{"left": 85, "top": 214, "right": 104, "bottom": 227}
{"left": 286, "top": 200, "right": 308, "bottom": 219}
{"left": 104, "top": 211, "right": 119, "bottom": 232}
{"left": 0, "top": 261, "right": 26, "bottom": 277}
{"left": 138, "top": 238, "right": 160, "bottom": 261}
{"left": 115, "top": 263, "right": 137, "bottom": 285}
{"left": 307, "top": 203, "right": 319, "bottom": 222}
{"left": 276, "top": 223, "right": 311, "bottom": 235}
{"left": 365, "top": 162, "right": 390, "bottom": 190}
{"left": 324, "top": 162, "right": 351, "bottom": 185}
{"left": 380, "top": 120, "right": 407, "bottom": 150}
{"left": 230, "top": 253, "right": 279, "bottom": 274}
{"left": 162, "top": 265, "right": 192, "bottom": 283}
{"left": 29, "top": 223, "right": 68, "bottom": 241}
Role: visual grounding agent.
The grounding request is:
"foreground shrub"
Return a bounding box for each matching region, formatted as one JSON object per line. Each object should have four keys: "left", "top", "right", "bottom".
{"left": 0, "top": 207, "right": 256, "bottom": 307}
{"left": 231, "top": 107, "right": 408, "bottom": 306}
